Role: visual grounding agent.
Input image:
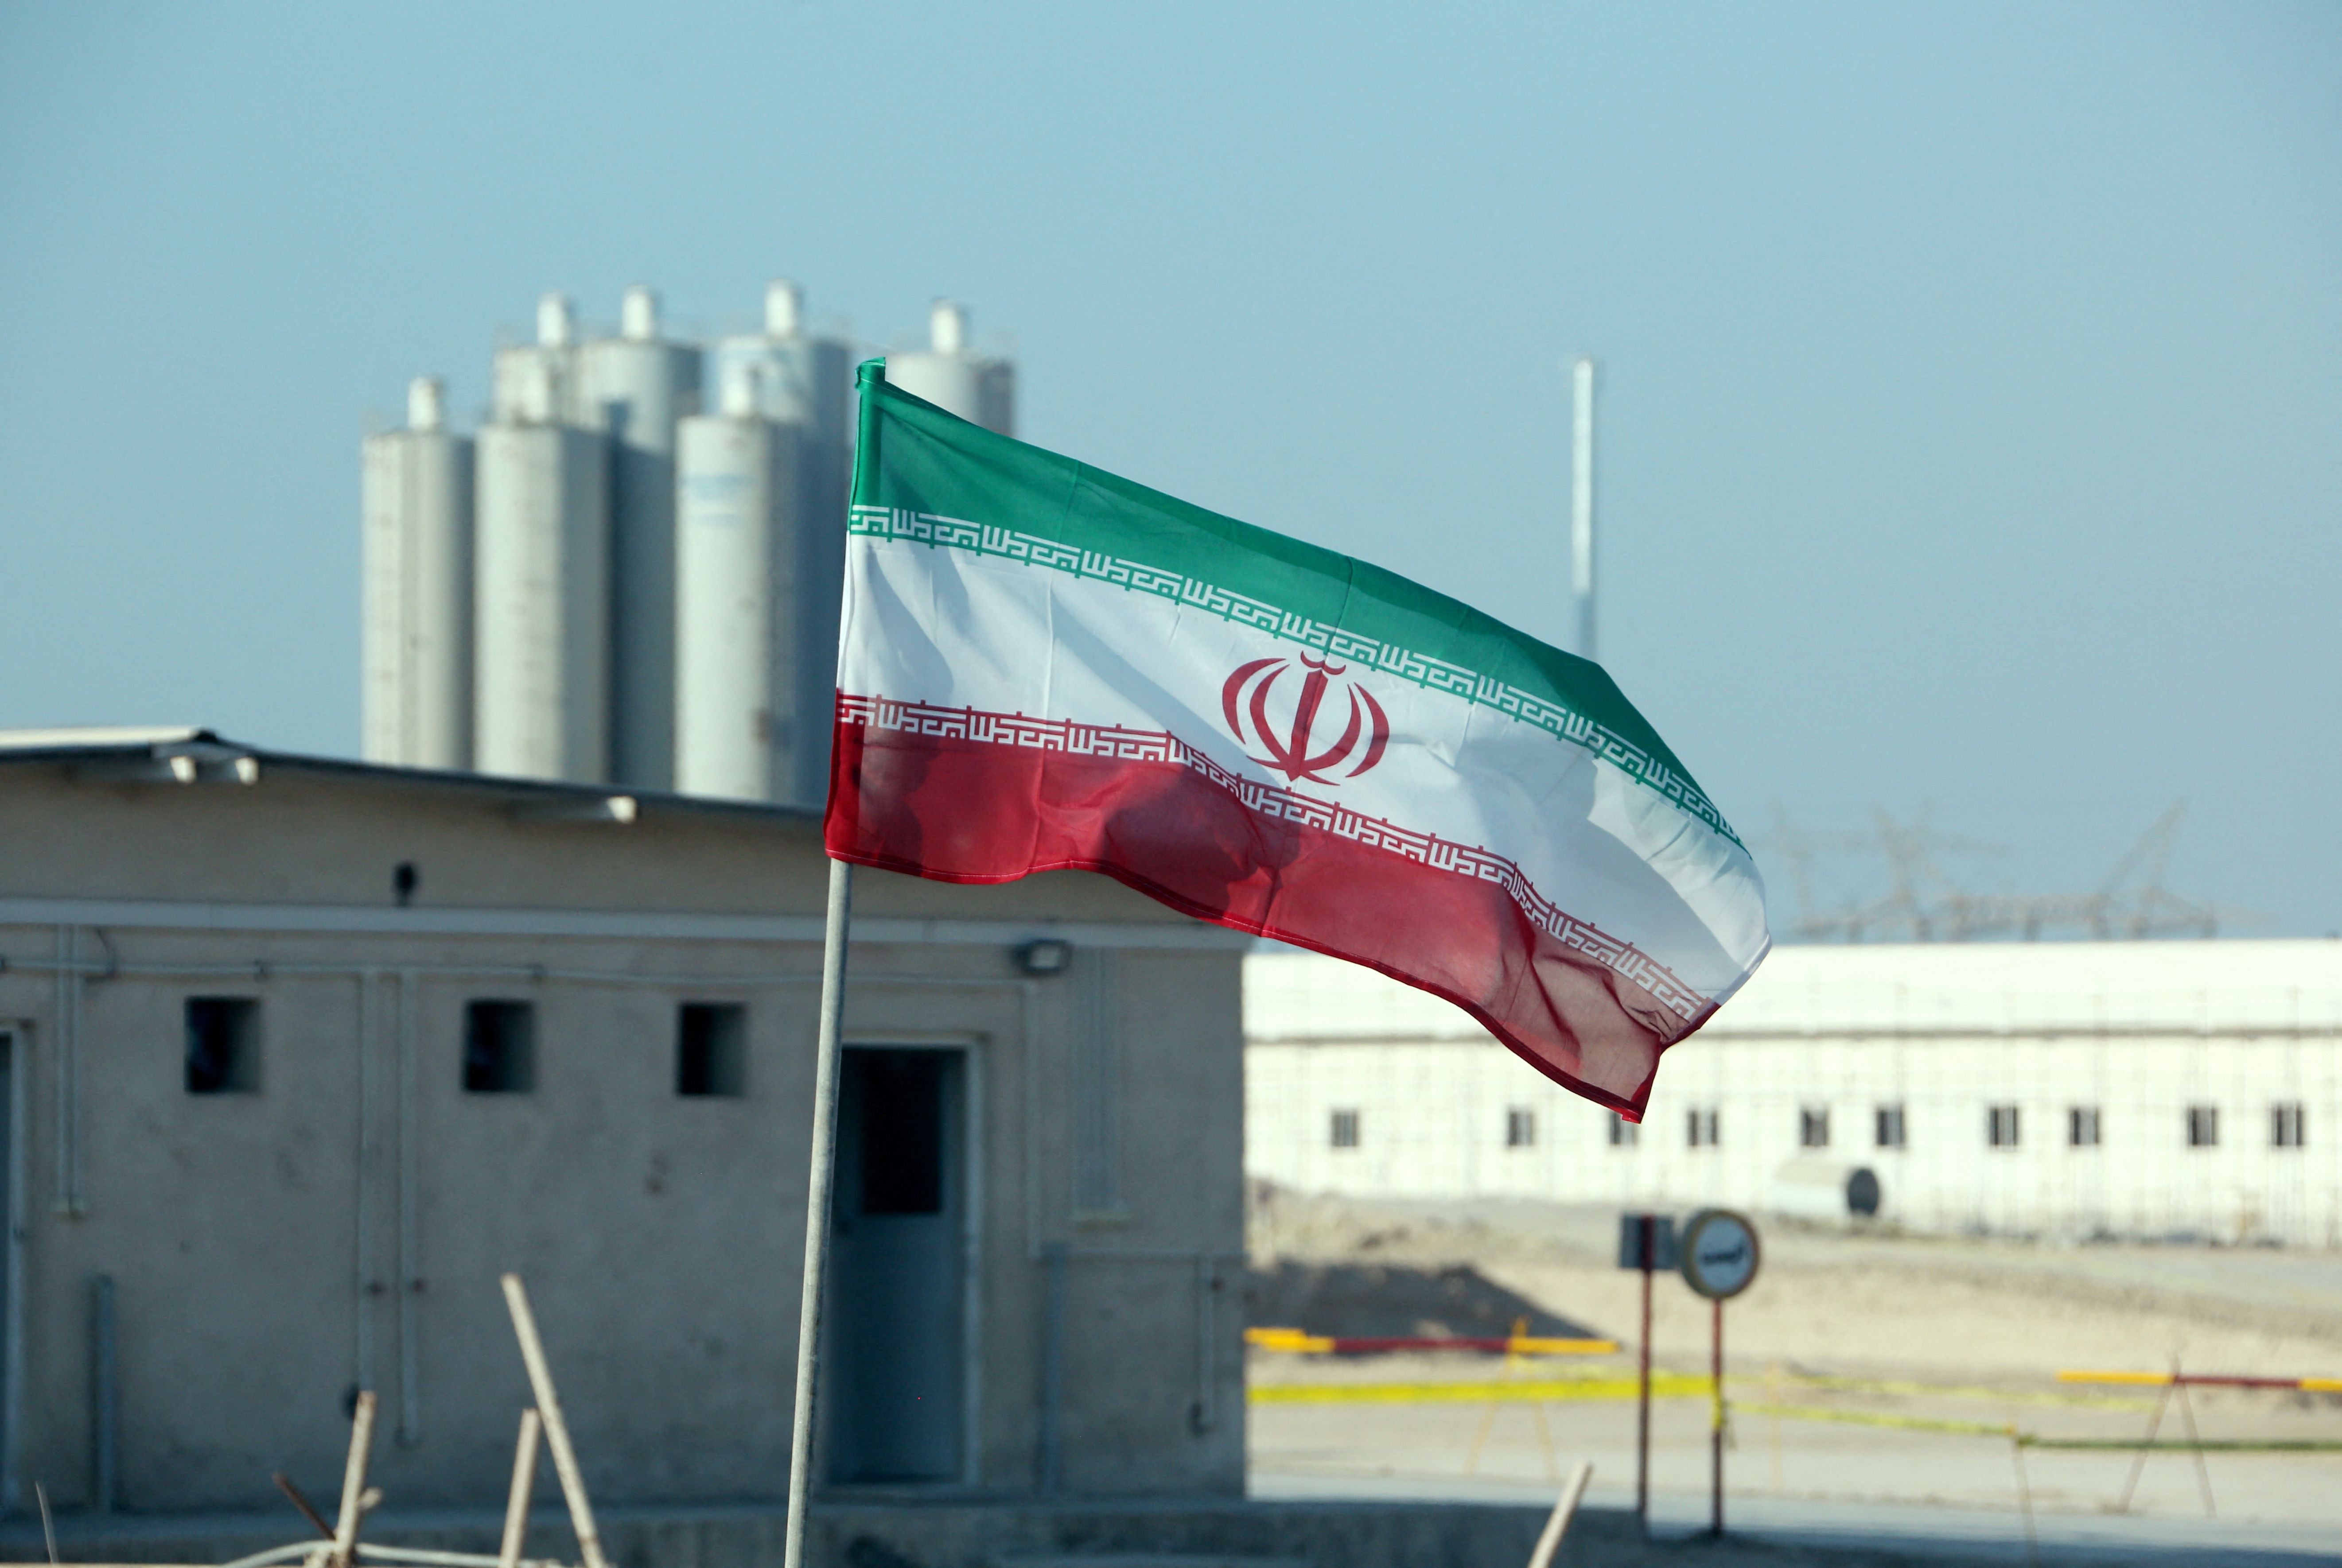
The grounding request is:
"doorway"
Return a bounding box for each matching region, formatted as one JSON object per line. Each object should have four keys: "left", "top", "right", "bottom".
{"left": 825, "top": 1046, "right": 967, "bottom": 1484}
{"left": 0, "top": 1031, "right": 15, "bottom": 1510}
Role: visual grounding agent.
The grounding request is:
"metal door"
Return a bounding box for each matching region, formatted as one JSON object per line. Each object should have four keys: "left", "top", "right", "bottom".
{"left": 825, "top": 1046, "right": 965, "bottom": 1483}
{"left": 0, "top": 1032, "right": 13, "bottom": 1509}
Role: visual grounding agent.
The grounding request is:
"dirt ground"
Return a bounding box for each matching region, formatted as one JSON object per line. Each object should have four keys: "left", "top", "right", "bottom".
{"left": 1243, "top": 1186, "right": 2342, "bottom": 1548}
{"left": 1247, "top": 1184, "right": 2342, "bottom": 1386}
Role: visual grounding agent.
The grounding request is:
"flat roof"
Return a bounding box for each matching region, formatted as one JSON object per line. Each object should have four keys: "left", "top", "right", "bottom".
{"left": 0, "top": 726, "right": 823, "bottom": 830}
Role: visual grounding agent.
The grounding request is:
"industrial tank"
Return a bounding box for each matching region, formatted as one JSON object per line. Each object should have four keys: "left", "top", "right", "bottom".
{"left": 886, "top": 299, "right": 1015, "bottom": 436}
{"left": 673, "top": 361, "right": 804, "bottom": 803}
{"left": 474, "top": 415, "right": 610, "bottom": 783}
{"left": 698, "top": 279, "right": 853, "bottom": 802}
{"left": 708, "top": 281, "right": 851, "bottom": 439}
{"left": 580, "top": 285, "right": 703, "bottom": 791}
{"left": 361, "top": 377, "right": 474, "bottom": 769}
{"left": 491, "top": 293, "right": 587, "bottom": 424}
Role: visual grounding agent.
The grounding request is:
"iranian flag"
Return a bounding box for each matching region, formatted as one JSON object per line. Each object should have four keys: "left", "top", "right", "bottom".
{"left": 826, "top": 363, "right": 1769, "bottom": 1116}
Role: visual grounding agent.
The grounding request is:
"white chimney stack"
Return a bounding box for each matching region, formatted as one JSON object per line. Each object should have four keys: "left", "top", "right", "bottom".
{"left": 930, "top": 299, "right": 968, "bottom": 356}
{"left": 621, "top": 284, "right": 659, "bottom": 342}
{"left": 765, "top": 280, "right": 804, "bottom": 338}
{"left": 537, "top": 293, "right": 576, "bottom": 349}
{"left": 407, "top": 376, "right": 445, "bottom": 433}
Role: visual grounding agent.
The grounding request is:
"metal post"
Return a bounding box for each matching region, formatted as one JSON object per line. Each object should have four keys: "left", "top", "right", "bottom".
{"left": 1710, "top": 1297, "right": 1724, "bottom": 1537}
{"left": 782, "top": 858, "right": 854, "bottom": 1568}
{"left": 1635, "top": 1216, "right": 1651, "bottom": 1533}
{"left": 1570, "top": 357, "right": 1596, "bottom": 664}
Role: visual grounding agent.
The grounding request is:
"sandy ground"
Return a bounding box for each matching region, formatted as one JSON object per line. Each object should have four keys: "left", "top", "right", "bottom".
{"left": 1243, "top": 1188, "right": 2342, "bottom": 1551}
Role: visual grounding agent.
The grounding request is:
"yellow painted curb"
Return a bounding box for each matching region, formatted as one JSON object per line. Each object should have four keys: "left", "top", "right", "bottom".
{"left": 1249, "top": 1376, "right": 1712, "bottom": 1404}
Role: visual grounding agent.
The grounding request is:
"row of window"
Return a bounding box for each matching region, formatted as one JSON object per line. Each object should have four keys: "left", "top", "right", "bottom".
{"left": 183, "top": 996, "right": 751, "bottom": 1098}
{"left": 1325, "top": 1101, "right": 2313, "bottom": 1152}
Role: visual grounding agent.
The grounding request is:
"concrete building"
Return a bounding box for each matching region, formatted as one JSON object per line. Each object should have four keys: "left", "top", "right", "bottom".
{"left": 0, "top": 728, "right": 1246, "bottom": 1516}
{"left": 1247, "top": 941, "right": 2342, "bottom": 1246}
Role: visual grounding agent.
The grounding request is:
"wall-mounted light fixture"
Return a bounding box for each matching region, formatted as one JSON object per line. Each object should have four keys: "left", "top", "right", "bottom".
{"left": 1014, "top": 939, "right": 1073, "bottom": 976}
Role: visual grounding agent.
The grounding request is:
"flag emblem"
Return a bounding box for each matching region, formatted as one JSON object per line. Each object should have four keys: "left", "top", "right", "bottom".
{"left": 1221, "top": 655, "right": 1391, "bottom": 784}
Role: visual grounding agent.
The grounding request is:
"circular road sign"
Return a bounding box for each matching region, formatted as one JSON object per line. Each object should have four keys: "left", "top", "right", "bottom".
{"left": 1678, "top": 1208, "right": 1762, "bottom": 1300}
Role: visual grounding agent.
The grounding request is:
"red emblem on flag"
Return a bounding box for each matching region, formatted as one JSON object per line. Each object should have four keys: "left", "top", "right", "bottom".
{"left": 1221, "top": 654, "right": 1391, "bottom": 784}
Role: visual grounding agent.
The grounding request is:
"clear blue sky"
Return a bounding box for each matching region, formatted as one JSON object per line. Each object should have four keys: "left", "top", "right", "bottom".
{"left": 2, "top": 2, "right": 2336, "bottom": 934}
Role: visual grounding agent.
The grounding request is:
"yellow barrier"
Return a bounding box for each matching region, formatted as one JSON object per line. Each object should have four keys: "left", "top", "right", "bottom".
{"left": 1249, "top": 1374, "right": 1712, "bottom": 1404}
{"left": 1255, "top": 1385, "right": 2145, "bottom": 1423}
{"left": 1245, "top": 1328, "right": 1335, "bottom": 1353}
{"left": 2060, "top": 1369, "right": 2342, "bottom": 1393}
{"left": 1242, "top": 1327, "right": 1618, "bottom": 1356}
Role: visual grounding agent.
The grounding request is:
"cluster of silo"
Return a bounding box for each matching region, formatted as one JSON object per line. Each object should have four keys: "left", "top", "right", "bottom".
{"left": 361, "top": 285, "right": 1015, "bottom": 805}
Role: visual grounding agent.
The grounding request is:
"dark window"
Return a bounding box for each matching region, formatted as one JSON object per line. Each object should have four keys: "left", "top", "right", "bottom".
{"left": 2274, "top": 1102, "right": 2307, "bottom": 1149}
{"left": 1875, "top": 1104, "right": 1906, "bottom": 1149}
{"left": 1987, "top": 1105, "right": 2021, "bottom": 1148}
{"left": 1330, "top": 1109, "right": 1360, "bottom": 1149}
{"left": 1505, "top": 1107, "right": 1536, "bottom": 1148}
{"left": 1799, "top": 1106, "right": 1830, "bottom": 1149}
{"left": 857, "top": 1050, "right": 943, "bottom": 1214}
{"left": 2186, "top": 1105, "right": 2218, "bottom": 1148}
{"left": 2069, "top": 1106, "right": 2101, "bottom": 1147}
{"left": 1608, "top": 1114, "right": 1639, "bottom": 1148}
{"left": 463, "top": 1001, "right": 535, "bottom": 1093}
{"left": 676, "top": 1003, "right": 747, "bottom": 1097}
{"left": 1688, "top": 1107, "right": 1720, "bottom": 1148}
{"left": 184, "top": 997, "right": 260, "bottom": 1094}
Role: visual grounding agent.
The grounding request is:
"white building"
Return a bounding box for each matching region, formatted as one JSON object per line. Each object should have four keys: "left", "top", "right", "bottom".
{"left": 1245, "top": 941, "right": 2342, "bottom": 1246}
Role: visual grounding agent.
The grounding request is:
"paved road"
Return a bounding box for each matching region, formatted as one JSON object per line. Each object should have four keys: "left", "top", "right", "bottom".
{"left": 1252, "top": 1467, "right": 2342, "bottom": 1564}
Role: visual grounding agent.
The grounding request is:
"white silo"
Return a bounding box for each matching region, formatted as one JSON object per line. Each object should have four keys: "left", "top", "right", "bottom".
{"left": 709, "top": 281, "right": 851, "bottom": 438}
{"left": 698, "top": 279, "right": 854, "bottom": 801}
{"left": 491, "top": 293, "right": 587, "bottom": 424}
{"left": 475, "top": 413, "right": 610, "bottom": 783}
{"left": 886, "top": 299, "right": 1016, "bottom": 436}
{"left": 888, "top": 299, "right": 977, "bottom": 417}
{"left": 674, "top": 361, "right": 805, "bottom": 803}
{"left": 361, "top": 377, "right": 474, "bottom": 769}
{"left": 580, "top": 284, "right": 703, "bottom": 791}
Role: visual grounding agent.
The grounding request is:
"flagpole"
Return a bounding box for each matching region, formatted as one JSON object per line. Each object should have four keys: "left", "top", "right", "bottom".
{"left": 782, "top": 854, "right": 854, "bottom": 1568}
{"left": 1570, "top": 356, "right": 1596, "bottom": 664}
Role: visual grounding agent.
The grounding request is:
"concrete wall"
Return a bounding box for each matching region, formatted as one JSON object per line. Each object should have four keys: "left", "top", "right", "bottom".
{"left": 1247, "top": 943, "right": 2342, "bottom": 1245}
{"left": 0, "top": 758, "right": 1247, "bottom": 1514}
{"left": 0, "top": 1498, "right": 1647, "bottom": 1568}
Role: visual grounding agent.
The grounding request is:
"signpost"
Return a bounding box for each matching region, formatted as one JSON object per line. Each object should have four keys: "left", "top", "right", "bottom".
{"left": 1616, "top": 1213, "right": 1677, "bottom": 1534}
{"left": 1678, "top": 1209, "right": 1762, "bottom": 1537}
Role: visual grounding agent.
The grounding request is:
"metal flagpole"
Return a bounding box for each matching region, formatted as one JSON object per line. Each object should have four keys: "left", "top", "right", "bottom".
{"left": 782, "top": 856, "right": 855, "bottom": 1568}
{"left": 1569, "top": 356, "right": 1596, "bottom": 664}
{"left": 1635, "top": 1215, "right": 1653, "bottom": 1534}
{"left": 1709, "top": 1296, "right": 1724, "bottom": 1537}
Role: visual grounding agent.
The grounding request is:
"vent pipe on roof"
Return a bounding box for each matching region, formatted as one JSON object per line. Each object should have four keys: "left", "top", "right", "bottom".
{"left": 930, "top": 299, "right": 968, "bottom": 356}
{"left": 407, "top": 376, "right": 445, "bottom": 433}
{"left": 621, "top": 285, "right": 659, "bottom": 342}
{"left": 717, "top": 357, "right": 761, "bottom": 419}
{"left": 537, "top": 293, "right": 576, "bottom": 349}
{"left": 765, "top": 280, "right": 804, "bottom": 338}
